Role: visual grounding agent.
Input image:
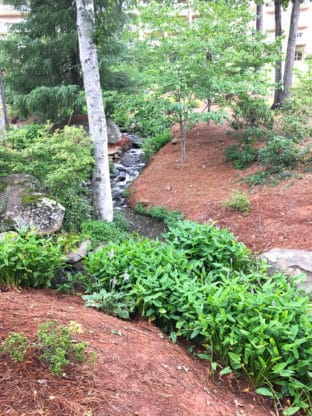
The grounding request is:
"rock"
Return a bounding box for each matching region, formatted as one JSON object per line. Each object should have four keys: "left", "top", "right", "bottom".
{"left": 107, "top": 118, "right": 122, "bottom": 144}
{"left": 171, "top": 138, "right": 178, "bottom": 145}
{"left": 259, "top": 248, "right": 312, "bottom": 296}
{"left": 0, "top": 174, "right": 65, "bottom": 234}
{"left": 125, "top": 133, "right": 144, "bottom": 147}
{"left": 66, "top": 240, "right": 91, "bottom": 264}
{"left": 120, "top": 149, "right": 146, "bottom": 167}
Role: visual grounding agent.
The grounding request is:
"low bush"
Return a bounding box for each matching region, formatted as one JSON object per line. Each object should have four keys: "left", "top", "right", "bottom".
{"left": 142, "top": 131, "right": 171, "bottom": 160}
{"left": 134, "top": 203, "right": 184, "bottom": 226}
{"left": 224, "top": 144, "right": 257, "bottom": 169}
{"left": 222, "top": 192, "right": 251, "bottom": 215}
{"left": 164, "top": 220, "right": 253, "bottom": 275}
{"left": 1, "top": 320, "right": 93, "bottom": 377}
{"left": 0, "top": 230, "right": 65, "bottom": 287}
{"left": 81, "top": 218, "right": 129, "bottom": 248}
{"left": 259, "top": 136, "right": 300, "bottom": 171}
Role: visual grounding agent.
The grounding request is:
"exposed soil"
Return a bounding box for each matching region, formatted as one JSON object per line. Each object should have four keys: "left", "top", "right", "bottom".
{"left": 1, "top": 122, "right": 311, "bottom": 416}
{"left": 129, "top": 122, "right": 312, "bottom": 254}
{"left": 0, "top": 289, "right": 276, "bottom": 416}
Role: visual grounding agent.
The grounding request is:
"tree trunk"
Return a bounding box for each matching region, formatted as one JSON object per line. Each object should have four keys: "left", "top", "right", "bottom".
{"left": 272, "top": 0, "right": 283, "bottom": 109}
{"left": 179, "top": 117, "right": 186, "bottom": 163}
{"left": 256, "top": 3, "right": 263, "bottom": 33}
{"left": 280, "top": 0, "right": 301, "bottom": 105}
{"left": 76, "top": 0, "right": 113, "bottom": 221}
{"left": 0, "top": 71, "right": 9, "bottom": 131}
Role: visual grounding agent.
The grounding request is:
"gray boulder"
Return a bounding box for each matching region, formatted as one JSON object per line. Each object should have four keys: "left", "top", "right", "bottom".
{"left": 107, "top": 118, "right": 122, "bottom": 144}
{"left": 0, "top": 174, "right": 65, "bottom": 234}
{"left": 259, "top": 248, "right": 312, "bottom": 296}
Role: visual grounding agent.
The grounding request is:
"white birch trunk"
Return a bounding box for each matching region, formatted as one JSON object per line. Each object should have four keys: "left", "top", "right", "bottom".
{"left": 0, "top": 71, "right": 9, "bottom": 132}
{"left": 76, "top": 0, "right": 113, "bottom": 221}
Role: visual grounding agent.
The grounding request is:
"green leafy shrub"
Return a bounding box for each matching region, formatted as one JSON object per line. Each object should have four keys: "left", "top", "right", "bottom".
{"left": 231, "top": 94, "right": 273, "bottom": 131}
{"left": 222, "top": 192, "right": 251, "bottom": 215}
{"left": 0, "top": 332, "right": 29, "bottom": 362}
{"left": 1, "top": 321, "right": 93, "bottom": 377}
{"left": 81, "top": 219, "right": 129, "bottom": 248}
{"left": 164, "top": 220, "right": 252, "bottom": 275}
{"left": 142, "top": 131, "right": 171, "bottom": 160}
{"left": 224, "top": 144, "right": 257, "bottom": 169}
{"left": 274, "top": 99, "right": 312, "bottom": 144}
{"left": 37, "top": 320, "right": 90, "bottom": 376}
{"left": 82, "top": 289, "right": 134, "bottom": 319}
{"left": 247, "top": 170, "right": 269, "bottom": 186}
{"left": 259, "top": 136, "right": 300, "bottom": 172}
{"left": 0, "top": 230, "right": 65, "bottom": 287}
{"left": 3, "top": 124, "right": 43, "bottom": 150}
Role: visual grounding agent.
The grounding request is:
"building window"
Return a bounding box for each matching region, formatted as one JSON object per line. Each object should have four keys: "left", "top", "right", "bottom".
{"left": 295, "top": 48, "right": 304, "bottom": 61}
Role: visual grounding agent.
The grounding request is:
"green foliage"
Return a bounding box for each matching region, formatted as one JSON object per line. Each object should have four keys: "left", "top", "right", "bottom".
{"left": 247, "top": 170, "right": 269, "bottom": 187}
{"left": 222, "top": 192, "right": 251, "bottom": 216}
{"left": 81, "top": 218, "right": 312, "bottom": 412}
{"left": 0, "top": 332, "right": 29, "bottom": 362}
{"left": 1, "top": 321, "right": 93, "bottom": 377}
{"left": 259, "top": 136, "right": 300, "bottom": 172}
{"left": 292, "top": 56, "right": 312, "bottom": 108}
{"left": 142, "top": 131, "right": 171, "bottom": 160}
{"left": 1, "top": 124, "right": 94, "bottom": 232}
{"left": 134, "top": 204, "right": 184, "bottom": 227}
{"left": 0, "top": 230, "right": 65, "bottom": 288}
{"left": 1, "top": 0, "right": 129, "bottom": 122}
{"left": 231, "top": 94, "right": 273, "bottom": 131}
{"left": 82, "top": 289, "right": 134, "bottom": 320}
{"left": 274, "top": 99, "right": 312, "bottom": 144}
{"left": 164, "top": 220, "right": 252, "bottom": 275}
{"left": 81, "top": 219, "right": 129, "bottom": 248}
{"left": 224, "top": 144, "right": 257, "bottom": 169}
{"left": 37, "top": 320, "right": 89, "bottom": 376}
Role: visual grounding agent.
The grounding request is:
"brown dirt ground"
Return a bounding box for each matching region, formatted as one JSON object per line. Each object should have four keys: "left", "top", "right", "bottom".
{"left": 129, "top": 122, "right": 312, "bottom": 254}
{"left": 0, "top": 289, "right": 277, "bottom": 416}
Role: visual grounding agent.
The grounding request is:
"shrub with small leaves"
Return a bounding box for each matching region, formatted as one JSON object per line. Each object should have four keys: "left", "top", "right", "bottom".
{"left": 0, "top": 332, "right": 29, "bottom": 362}
{"left": 37, "top": 320, "right": 89, "bottom": 376}
{"left": 222, "top": 192, "right": 251, "bottom": 215}
{"left": 259, "top": 136, "right": 299, "bottom": 171}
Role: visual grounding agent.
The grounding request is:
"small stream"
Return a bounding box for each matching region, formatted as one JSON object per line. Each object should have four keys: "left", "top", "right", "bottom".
{"left": 110, "top": 134, "right": 167, "bottom": 239}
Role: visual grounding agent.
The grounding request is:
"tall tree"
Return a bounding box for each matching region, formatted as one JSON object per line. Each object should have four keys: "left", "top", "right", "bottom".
{"left": 272, "top": 0, "right": 283, "bottom": 108}
{"left": 272, "top": 0, "right": 301, "bottom": 108}
{"left": 76, "top": 0, "right": 113, "bottom": 221}
{"left": 1, "top": 0, "right": 128, "bottom": 122}
{"left": 279, "top": 0, "right": 301, "bottom": 105}
{"left": 0, "top": 71, "right": 9, "bottom": 131}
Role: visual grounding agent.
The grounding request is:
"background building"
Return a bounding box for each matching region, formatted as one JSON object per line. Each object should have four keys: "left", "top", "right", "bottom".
{"left": 0, "top": 3, "right": 23, "bottom": 36}
{"left": 263, "top": 0, "right": 312, "bottom": 69}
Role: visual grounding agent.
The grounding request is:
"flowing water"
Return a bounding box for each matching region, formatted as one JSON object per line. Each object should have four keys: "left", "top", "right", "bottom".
{"left": 111, "top": 134, "right": 167, "bottom": 239}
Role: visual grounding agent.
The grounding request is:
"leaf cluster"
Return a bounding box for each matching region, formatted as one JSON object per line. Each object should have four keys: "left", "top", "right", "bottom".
{"left": 0, "top": 229, "right": 65, "bottom": 288}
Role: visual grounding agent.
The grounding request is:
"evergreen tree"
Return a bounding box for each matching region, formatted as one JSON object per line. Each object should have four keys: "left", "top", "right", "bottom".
{"left": 1, "top": 0, "right": 128, "bottom": 122}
